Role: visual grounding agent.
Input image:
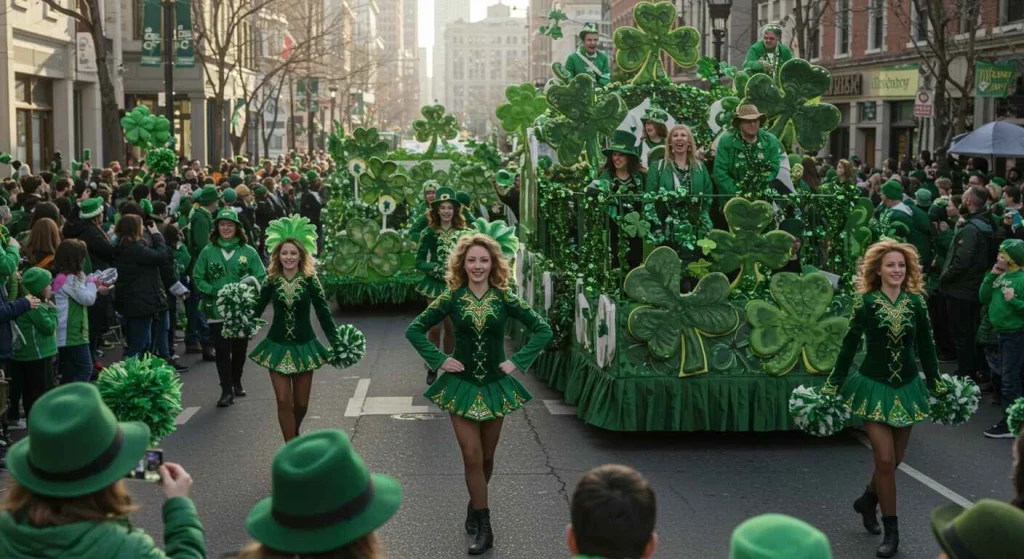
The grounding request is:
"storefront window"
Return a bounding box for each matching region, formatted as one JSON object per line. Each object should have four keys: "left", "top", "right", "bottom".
{"left": 14, "top": 74, "right": 54, "bottom": 171}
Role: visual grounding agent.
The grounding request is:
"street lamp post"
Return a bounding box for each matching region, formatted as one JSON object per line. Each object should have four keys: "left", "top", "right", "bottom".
{"left": 708, "top": 0, "right": 733, "bottom": 62}
{"left": 162, "top": 0, "right": 175, "bottom": 138}
{"left": 329, "top": 87, "right": 337, "bottom": 136}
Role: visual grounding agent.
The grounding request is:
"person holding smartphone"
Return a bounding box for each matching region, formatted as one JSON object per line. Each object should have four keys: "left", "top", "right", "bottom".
{"left": 0, "top": 383, "right": 205, "bottom": 558}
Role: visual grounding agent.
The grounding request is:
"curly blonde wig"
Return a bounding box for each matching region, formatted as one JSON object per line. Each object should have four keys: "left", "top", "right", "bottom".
{"left": 855, "top": 239, "right": 924, "bottom": 295}
{"left": 445, "top": 233, "right": 510, "bottom": 291}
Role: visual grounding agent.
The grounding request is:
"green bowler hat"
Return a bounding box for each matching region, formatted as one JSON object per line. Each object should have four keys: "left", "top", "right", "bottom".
{"left": 602, "top": 129, "right": 640, "bottom": 158}
{"left": 6, "top": 383, "right": 150, "bottom": 498}
{"left": 730, "top": 513, "right": 832, "bottom": 559}
{"left": 246, "top": 429, "right": 402, "bottom": 554}
{"left": 931, "top": 499, "right": 1024, "bottom": 559}
{"left": 214, "top": 208, "right": 242, "bottom": 226}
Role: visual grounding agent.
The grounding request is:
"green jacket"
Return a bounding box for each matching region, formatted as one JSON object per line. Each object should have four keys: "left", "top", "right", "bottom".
{"left": 712, "top": 129, "right": 782, "bottom": 201}
{"left": 13, "top": 304, "right": 58, "bottom": 361}
{"left": 980, "top": 270, "right": 1024, "bottom": 333}
{"left": 192, "top": 241, "right": 266, "bottom": 322}
{"left": 742, "top": 40, "right": 794, "bottom": 74}
{"left": 0, "top": 496, "right": 205, "bottom": 559}
{"left": 187, "top": 206, "right": 214, "bottom": 259}
{"left": 564, "top": 47, "right": 610, "bottom": 86}
{"left": 645, "top": 158, "right": 714, "bottom": 225}
{"left": 880, "top": 203, "right": 933, "bottom": 270}
{"left": 174, "top": 243, "right": 192, "bottom": 279}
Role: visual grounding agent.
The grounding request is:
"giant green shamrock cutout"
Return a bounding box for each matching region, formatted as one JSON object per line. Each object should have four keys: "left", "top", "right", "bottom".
{"left": 413, "top": 105, "right": 459, "bottom": 158}
{"left": 471, "top": 218, "right": 518, "bottom": 259}
{"left": 458, "top": 164, "right": 497, "bottom": 207}
{"left": 707, "top": 198, "right": 795, "bottom": 287}
{"left": 358, "top": 158, "right": 415, "bottom": 206}
{"left": 332, "top": 218, "right": 404, "bottom": 278}
{"left": 407, "top": 161, "right": 447, "bottom": 191}
{"left": 741, "top": 59, "right": 842, "bottom": 152}
{"left": 545, "top": 74, "right": 626, "bottom": 165}
{"left": 496, "top": 84, "right": 548, "bottom": 135}
{"left": 345, "top": 127, "right": 390, "bottom": 161}
{"left": 625, "top": 247, "right": 740, "bottom": 376}
{"left": 845, "top": 197, "right": 876, "bottom": 259}
{"left": 121, "top": 105, "right": 172, "bottom": 150}
{"left": 621, "top": 211, "right": 650, "bottom": 238}
{"left": 613, "top": 1, "right": 700, "bottom": 83}
{"left": 745, "top": 272, "right": 850, "bottom": 376}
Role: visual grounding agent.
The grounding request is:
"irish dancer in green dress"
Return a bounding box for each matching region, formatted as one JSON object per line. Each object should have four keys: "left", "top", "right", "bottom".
{"left": 415, "top": 186, "right": 470, "bottom": 385}
{"left": 248, "top": 216, "right": 348, "bottom": 442}
{"left": 823, "top": 239, "right": 945, "bottom": 558}
{"left": 193, "top": 209, "right": 266, "bottom": 407}
{"left": 405, "top": 233, "right": 552, "bottom": 555}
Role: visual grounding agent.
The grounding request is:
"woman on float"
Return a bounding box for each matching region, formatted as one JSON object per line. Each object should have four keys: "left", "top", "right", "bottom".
{"left": 823, "top": 239, "right": 945, "bottom": 558}
{"left": 598, "top": 130, "right": 646, "bottom": 270}
{"left": 405, "top": 233, "right": 552, "bottom": 555}
{"left": 414, "top": 186, "right": 470, "bottom": 385}
{"left": 646, "top": 123, "right": 714, "bottom": 233}
{"left": 639, "top": 107, "right": 669, "bottom": 168}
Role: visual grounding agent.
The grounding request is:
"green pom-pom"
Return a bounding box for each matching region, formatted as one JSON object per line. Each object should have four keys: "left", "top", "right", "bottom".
{"left": 217, "top": 282, "right": 265, "bottom": 339}
{"left": 330, "top": 324, "right": 366, "bottom": 369}
{"left": 928, "top": 374, "right": 981, "bottom": 426}
{"left": 1007, "top": 397, "right": 1024, "bottom": 437}
{"left": 146, "top": 147, "right": 178, "bottom": 176}
{"left": 789, "top": 385, "right": 851, "bottom": 437}
{"left": 96, "top": 354, "right": 183, "bottom": 444}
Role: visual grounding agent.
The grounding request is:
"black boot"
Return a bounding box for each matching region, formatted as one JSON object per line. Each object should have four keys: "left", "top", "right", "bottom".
{"left": 202, "top": 346, "right": 216, "bottom": 362}
{"left": 876, "top": 516, "right": 899, "bottom": 558}
{"left": 853, "top": 485, "right": 882, "bottom": 534}
{"left": 468, "top": 508, "right": 493, "bottom": 555}
{"left": 233, "top": 384, "right": 246, "bottom": 397}
{"left": 464, "top": 503, "right": 477, "bottom": 535}
{"left": 217, "top": 389, "right": 235, "bottom": 407}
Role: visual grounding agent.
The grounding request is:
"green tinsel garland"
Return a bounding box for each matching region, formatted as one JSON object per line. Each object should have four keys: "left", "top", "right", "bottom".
{"left": 789, "top": 384, "right": 851, "bottom": 437}
{"left": 330, "top": 324, "right": 367, "bottom": 369}
{"left": 96, "top": 354, "right": 183, "bottom": 444}
{"left": 928, "top": 374, "right": 981, "bottom": 427}
{"left": 1007, "top": 397, "right": 1024, "bottom": 437}
{"left": 217, "top": 282, "right": 264, "bottom": 339}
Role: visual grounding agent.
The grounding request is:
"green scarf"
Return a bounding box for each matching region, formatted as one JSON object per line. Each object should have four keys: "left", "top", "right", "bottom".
{"left": 215, "top": 236, "right": 241, "bottom": 251}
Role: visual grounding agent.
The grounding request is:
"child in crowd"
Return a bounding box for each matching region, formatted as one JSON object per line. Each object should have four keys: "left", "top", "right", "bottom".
{"left": 729, "top": 513, "right": 832, "bottom": 559}
{"left": 980, "top": 239, "right": 1024, "bottom": 439}
{"left": 52, "top": 239, "right": 106, "bottom": 384}
{"left": 568, "top": 464, "right": 658, "bottom": 559}
{"left": 8, "top": 268, "right": 57, "bottom": 422}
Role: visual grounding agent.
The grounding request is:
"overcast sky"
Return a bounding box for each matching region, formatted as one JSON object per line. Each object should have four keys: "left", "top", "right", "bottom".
{"left": 418, "top": 0, "right": 530, "bottom": 49}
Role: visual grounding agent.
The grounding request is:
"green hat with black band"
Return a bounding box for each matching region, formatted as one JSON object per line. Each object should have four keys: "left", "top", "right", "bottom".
{"left": 79, "top": 197, "right": 104, "bottom": 220}
{"left": 602, "top": 130, "right": 639, "bottom": 158}
{"left": 5, "top": 383, "right": 151, "bottom": 498}
{"left": 246, "top": 429, "right": 402, "bottom": 554}
{"left": 213, "top": 208, "right": 241, "bottom": 226}
{"left": 931, "top": 500, "right": 1024, "bottom": 559}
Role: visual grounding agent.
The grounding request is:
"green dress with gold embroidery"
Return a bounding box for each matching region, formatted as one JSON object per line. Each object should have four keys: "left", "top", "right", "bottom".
{"left": 248, "top": 273, "right": 338, "bottom": 374}
{"left": 824, "top": 290, "right": 942, "bottom": 427}
{"left": 405, "top": 286, "right": 553, "bottom": 421}
{"left": 415, "top": 226, "right": 467, "bottom": 298}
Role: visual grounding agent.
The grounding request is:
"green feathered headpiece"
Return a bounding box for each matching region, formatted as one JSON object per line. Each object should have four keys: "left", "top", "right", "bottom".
{"left": 265, "top": 215, "right": 318, "bottom": 256}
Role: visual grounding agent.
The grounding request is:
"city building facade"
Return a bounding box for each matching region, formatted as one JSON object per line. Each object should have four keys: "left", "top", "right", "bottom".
{"left": 433, "top": 0, "right": 471, "bottom": 105}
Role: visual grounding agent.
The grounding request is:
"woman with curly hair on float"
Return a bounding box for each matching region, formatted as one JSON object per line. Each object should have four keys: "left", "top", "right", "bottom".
{"left": 405, "top": 233, "right": 552, "bottom": 554}
{"left": 249, "top": 216, "right": 363, "bottom": 442}
{"left": 823, "top": 239, "right": 946, "bottom": 557}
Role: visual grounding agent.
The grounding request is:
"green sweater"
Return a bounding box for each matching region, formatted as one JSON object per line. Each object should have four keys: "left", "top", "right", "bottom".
{"left": 980, "top": 270, "right": 1024, "bottom": 333}
{"left": 13, "top": 304, "right": 57, "bottom": 361}
{"left": 712, "top": 129, "right": 782, "bottom": 202}
{"left": 192, "top": 240, "right": 266, "bottom": 322}
{"left": 186, "top": 206, "right": 214, "bottom": 259}
{"left": 0, "top": 496, "right": 205, "bottom": 559}
{"left": 742, "top": 40, "right": 794, "bottom": 74}
{"left": 564, "top": 47, "right": 610, "bottom": 86}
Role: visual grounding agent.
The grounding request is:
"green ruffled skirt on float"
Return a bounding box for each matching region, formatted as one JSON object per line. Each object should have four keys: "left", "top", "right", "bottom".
{"left": 424, "top": 373, "right": 533, "bottom": 422}
{"left": 840, "top": 371, "right": 931, "bottom": 427}
{"left": 249, "top": 338, "right": 331, "bottom": 375}
{"left": 416, "top": 275, "right": 447, "bottom": 299}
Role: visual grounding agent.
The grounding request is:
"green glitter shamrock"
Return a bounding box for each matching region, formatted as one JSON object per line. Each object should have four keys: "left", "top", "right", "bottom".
{"left": 624, "top": 247, "right": 740, "bottom": 376}
{"left": 407, "top": 161, "right": 448, "bottom": 190}
{"left": 344, "top": 127, "right": 391, "bottom": 161}
{"left": 457, "top": 164, "right": 497, "bottom": 207}
{"left": 146, "top": 147, "right": 177, "bottom": 176}
{"left": 845, "top": 197, "right": 877, "bottom": 259}
{"left": 538, "top": 9, "right": 567, "bottom": 39}
{"left": 613, "top": 1, "right": 700, "bottom": 83}
{"left": 746, "top": 272, "right": 850, "bottom": 376}
{"left": 707, "top": 197, "right": 795, "bottom": 287}
{"left": 621, "top": 211, "right": 650, "bottom": 238}
{"left": 545, "top": 74, "right": 626, "bottom": 165}
{"left": 496, "top": 83, "right": 549, "bottom": 135}
{"left": 358, "top": 158, "right": 415, "bottom": 206}
{"left": 413, "top": 104, "right": 459, "bottom": 158}
{"left": 332, "top": 218, "right": 404, "bottom": 278}
{"left": 741, "top": 59, "right": 842, "bottom": 152}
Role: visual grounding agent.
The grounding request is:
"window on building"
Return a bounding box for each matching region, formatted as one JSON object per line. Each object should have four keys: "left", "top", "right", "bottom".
{"left": 757, "top": 3, "right": 768, "bottom": 29}
{"left": 836, "top": 0, "right": 851, "bottom": 56}
{"left": 913, "top": 0, "right": 929, "bottom": 41}
{"left": 867, "top": 0, "right": 885, "bottom": 50}
{"left": 1004, "top": 0, "right": 1024, "bottom": 24}
{"left": 14, "top": 74, "right": 54, "bottom": 172}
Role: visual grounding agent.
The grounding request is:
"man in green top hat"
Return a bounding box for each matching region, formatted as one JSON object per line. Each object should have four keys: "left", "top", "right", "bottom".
{"left": 930, "top": 499, "right": 1024, "bottom": 559}
{"left": 713, "top": 104, "right": 782, "bottom": 202}
{"left": 742, "top": 23, "right": 794, "bottom": 77}
{"left": 729, "top": 513, "right": 832, "bottom": 559}
{"left": 564, "top": 22, "right": 610, "bottom": 86}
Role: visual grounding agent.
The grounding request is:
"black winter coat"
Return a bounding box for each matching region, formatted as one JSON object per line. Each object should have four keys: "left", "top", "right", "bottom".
{"left": 63, "top": 217, "right": 116, "bottom": 271}
{"left": 113, "top": 233, "right": 172, "bottom": 318}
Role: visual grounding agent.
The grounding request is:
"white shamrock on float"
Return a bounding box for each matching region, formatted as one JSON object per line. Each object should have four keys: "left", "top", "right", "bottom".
{"left": 542, "top": 271, "right": 553, "bottom": 312}
{"left": 574, "top": 278, "right": 592, "bottom": 351}
{"left": 594, "top": 294, "right": 616, "bottom": 368}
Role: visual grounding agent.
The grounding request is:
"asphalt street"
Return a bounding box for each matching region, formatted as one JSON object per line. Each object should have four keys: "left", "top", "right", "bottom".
{"left": 4, "top": 302, "right": 1016, "bottom": 559}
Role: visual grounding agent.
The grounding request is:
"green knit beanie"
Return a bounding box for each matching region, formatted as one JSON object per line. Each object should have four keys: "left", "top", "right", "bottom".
{"left": 1000, "top": 239, "right": 1024, "bottom": 267}
{"left": 881, "top": 180, "right": 904, "bottom": 200}
{"left": 22, "top": 267, "right": 52, "bottom": 297}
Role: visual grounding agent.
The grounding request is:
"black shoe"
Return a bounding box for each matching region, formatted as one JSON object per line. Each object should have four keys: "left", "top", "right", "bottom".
{"left": 170, "top": 360, "right": 189, "bottom": 373}
{"left": 853, "top": 485, "right": 882, "bottom": 535}
{"left": 233, "top": 384, "right": 247, "bottom": 397}
{"left": 216, "top": 390, "right": 235, "bottom": 407}
{"left": 202, "top": 347, "right": 216, "bottom": 362}
{"left": 984, "top": 419, "right": 1013, "bottom": 439}
{"left": 465, "top": 502, "right": 478, "bottom": 535}
{"left": 468, "top": 509, "right": 493, "bottom": 555}
{"left": 876, "top": 516, "right": 899, "bottom": 558}
{"left": 426, "top": 369, "right": 438, "bottom": 385}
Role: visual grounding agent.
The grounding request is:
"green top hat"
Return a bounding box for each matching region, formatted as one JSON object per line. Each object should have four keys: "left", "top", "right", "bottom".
{"left": 642, "top": 107, "right": 669, "bottom": 124}
{"left": 79, "top": 197, "right": 104, "bottom": 220}
{"left": 196, "top": 185, "right": 221, "bottom": 205}
{"left": 6, "top": 383, "right": 150, "bottom": 498}
{"left": 579, "top": 22, "right": 599, "bottom": 40}
{"left": 246, "top": 429, "right": 402, "bottom": 554}
{"left": 931, "top": 500, "right": 1024, "bottom": 559}
{"left": 602, "top": 130, "right": 640, "bottom": 158}
{"left": 22, "top": 267, "right": 52, "bottom": 296}
{"left": 730, "top": 513, "right": 832, "bottom": 559}
{"left": 432, "top": 186, "right": 461, "bottom": 208}
{"left": 214, "top": 208, "right": 241, "bottom": 226}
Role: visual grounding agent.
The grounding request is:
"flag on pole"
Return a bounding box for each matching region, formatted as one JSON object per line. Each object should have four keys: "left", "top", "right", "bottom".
{"left": 282, "top": 33, "right": 295, "bottom": 60}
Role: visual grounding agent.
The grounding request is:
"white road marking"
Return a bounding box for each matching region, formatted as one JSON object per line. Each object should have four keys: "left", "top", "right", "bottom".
{"left": 175, "top": 406, "right": 200, "bottom": 425}
{"left": 361, "top": 397, "right": 430, "bottom": 415}
{"left": 543, "top": 400, "right": 577, "bottom": 415}
{"left": 345, "top": 378, "right": 372, "bottom": 417}
{"left": 854, "top": 432, "right": 974, "bottom": 508}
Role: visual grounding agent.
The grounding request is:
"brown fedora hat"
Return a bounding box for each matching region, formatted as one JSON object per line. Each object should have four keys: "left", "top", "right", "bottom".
{"left": 733, "top": 104, "right": 767, "bottom": 125}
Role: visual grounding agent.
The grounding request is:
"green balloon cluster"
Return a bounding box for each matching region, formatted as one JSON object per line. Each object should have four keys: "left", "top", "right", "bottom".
{"left": 121, "top": 105, "right": 173, "bottom": 150}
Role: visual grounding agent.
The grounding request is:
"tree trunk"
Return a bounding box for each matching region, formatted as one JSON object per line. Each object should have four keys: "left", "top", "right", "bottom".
{"left": 793, "top": 0, "right": 806, "bottom": 58}
{"left": 933, "top": 63, "right": 950, "bottom": 170}
{"left": 88, "top": 3, "right": 124, "bottom": 165}
{"left": 211, "top": 97, "right": 226, "bottom": 164}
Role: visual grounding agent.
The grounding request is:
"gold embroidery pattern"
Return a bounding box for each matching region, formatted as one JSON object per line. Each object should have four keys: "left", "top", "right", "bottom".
{"left": 459, "top": 290, "right": 500, "bottom": 333}
{"left": 868, "top": 401, "right": 885, "bottom": 422}
{"left": 853, "top": 398, "right": 868, "bottom": 417}
{"left": 465, "top": 393, "right": 496, "bottom": 421}
{"left": 873, "top": 293, "right": 913, "bottom": 382}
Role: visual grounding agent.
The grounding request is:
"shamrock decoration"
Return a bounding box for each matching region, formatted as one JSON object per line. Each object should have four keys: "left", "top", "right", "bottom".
{"left": 625, "top": 247, "right": 740, "bottom": 376}
{"left": 344, "top": 127, "right": 390, "bottom": 161}
{"left": 745, "top": 272, "right": 850, "bottom": 376}
{"left": 120, "top": 105, "right": 172, "bottom": 150}
{"left": 707, "top": 197, "right": 795, "bottom": 287}
{"left": 621, "top": 211, "right": 650, "bottom": 239}
{"left": 471, "top": 218, "right": 518, "bottom": 259}
{"left": 327, "top": 124, "right": 345, "bottom": 161}
{"left": 697, "top": 56, "right": 737, "bottom": 86}
{"left": 538, "top": 9, "right": 567, "bottom": 39}
{"left": 358, "top": 158, "right": 415, "bottom": 206}
{"left": 741, "top": 58, "right": 842, "bottom": 152}
{"left": 457, "top": 164, "right": 497, "bottom": 207}
{"left": 844, "top": 197, "right": 876, "bottom": 259}
{"left": 413, "top": 104, "right": 459, "bottom": 158}
{"left": 408, "top": 161, "right": 446, "bottom": 190}
{"left": 496, "top": 84, "right": 549, "bottom": 135}
{"left": 332, "top": 218, "right": 404, "bottom": 278}
{"left": 545, "top": 74, "right": 626, "bottom": 165}
{"left": 613, "top": 1, "right": 700, "bottom": 83}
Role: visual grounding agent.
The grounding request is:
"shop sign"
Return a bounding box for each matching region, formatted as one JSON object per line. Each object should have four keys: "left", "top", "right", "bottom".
{"left": 76, "top": 32, "right": 97, "bottom": 73}
{"left": 914, "top": 89, "right": 933, "bottom": 118}
{"left": 825, "top": 74, "right": 862, "bottom": 97}
{"left": 976, "top": 60, "right": 1019, "bottom": 98}
{"left": 864, "top": 64, "right": 919, "bottom": 98}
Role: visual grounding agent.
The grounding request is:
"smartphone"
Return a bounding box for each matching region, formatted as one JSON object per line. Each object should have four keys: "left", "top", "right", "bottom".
{"left": 126, "top": 449, "right": 163, "bottom": 482}
{"left": 1012, "top": 210, "right": 1022, "bottom": 228}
